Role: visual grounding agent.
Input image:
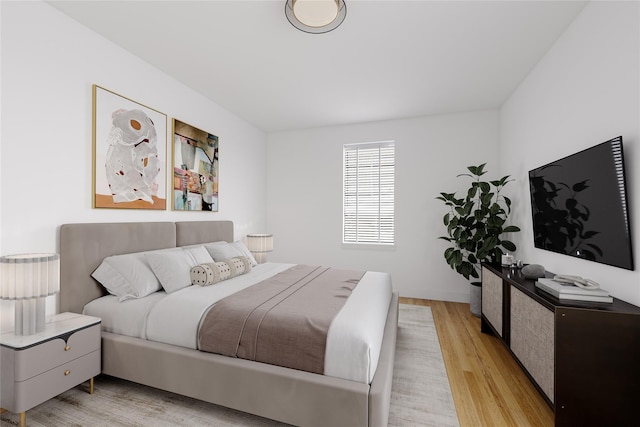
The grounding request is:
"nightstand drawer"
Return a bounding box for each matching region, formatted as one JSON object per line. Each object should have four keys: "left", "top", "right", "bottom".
{"left": 14, "top": 325, "right": 100, "bottom": 381}
{"left": 11, "top": 349, "right": 100, "bottom": 413}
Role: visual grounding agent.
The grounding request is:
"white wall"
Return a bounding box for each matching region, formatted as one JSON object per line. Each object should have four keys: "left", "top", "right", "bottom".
{"left": 3, "top": 1, "right": 637, "bottom": 327}
{"left": 501, "top": 1, "right": 640, "bottom": 305}
{"left": 0, "top": 1, "right": 268, "bottom": 329}
{"left": 267, "top": 111, "right": 501, "bottom": 301}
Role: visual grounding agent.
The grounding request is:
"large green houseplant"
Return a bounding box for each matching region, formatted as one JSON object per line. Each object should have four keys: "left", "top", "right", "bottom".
{"left": 437, "top": 163, "right": 520, "bottom": 314}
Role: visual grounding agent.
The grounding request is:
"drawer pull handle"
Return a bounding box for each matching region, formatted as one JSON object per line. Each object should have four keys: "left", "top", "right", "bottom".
{"left": 64, "top": 345, "right": 71, "bottom": 351}
{"left": 64, "top": 370, "right": 71, "bottom": 376}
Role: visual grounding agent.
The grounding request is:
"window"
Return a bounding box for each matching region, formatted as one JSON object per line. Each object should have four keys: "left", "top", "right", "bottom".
{"left": 343, "top": 141, "right": 395, "bottom": 245}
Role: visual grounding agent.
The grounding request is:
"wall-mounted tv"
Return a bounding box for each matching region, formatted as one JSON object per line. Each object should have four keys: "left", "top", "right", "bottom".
{"left": 528, "top": 136, "right": 634, "bottom": 270}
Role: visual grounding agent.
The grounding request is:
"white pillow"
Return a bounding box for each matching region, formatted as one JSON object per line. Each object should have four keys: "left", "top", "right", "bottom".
{"left": 91, "top": 247, "right": 180, "bottom": 301}
{"left": 203, "top": 241, "right": 257, "bottom": 266}
{"left": 146, "top": 246, "right": 214, "bottom": 293}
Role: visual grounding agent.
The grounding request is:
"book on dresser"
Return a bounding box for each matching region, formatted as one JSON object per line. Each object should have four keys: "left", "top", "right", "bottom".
{"left": 536, "top": 278, "right": 613, "bottom": 303}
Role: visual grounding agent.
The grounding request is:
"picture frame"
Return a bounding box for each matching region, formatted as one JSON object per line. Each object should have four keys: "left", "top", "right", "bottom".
{"left": 172, "top": 119, "right": 219, "bottom": 211}
{"left": 92, "top": 85, "right": 167, "bottom": 209}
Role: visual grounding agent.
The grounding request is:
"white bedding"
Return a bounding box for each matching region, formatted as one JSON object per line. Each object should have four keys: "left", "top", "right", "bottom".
{"left": 84, "top": 262, "right": 392, "bottom": 384}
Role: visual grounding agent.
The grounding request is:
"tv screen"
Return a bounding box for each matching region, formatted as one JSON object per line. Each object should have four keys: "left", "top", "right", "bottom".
{"left": 528, "top": 136, "right": 634, "bottom": 270}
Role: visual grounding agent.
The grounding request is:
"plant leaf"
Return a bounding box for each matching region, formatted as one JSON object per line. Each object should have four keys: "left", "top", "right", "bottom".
{"left": 504, "top": 196, "right": 512, "bottom": 209}
{"left": 467, "top": 186, "right": 478, "bottom": 200}
{"left": 444, "top": 247, "right": 455, "bottom": 260}
{"left": 451, "top": 250, "right": 462, "bottom": 266}
{"left": 501, "top": 240, "right": 516, "bottom": 252}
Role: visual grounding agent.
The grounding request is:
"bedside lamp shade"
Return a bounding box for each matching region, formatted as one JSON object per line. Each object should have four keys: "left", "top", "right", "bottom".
{"left": 0, "top": 253, "right": 60, "bottom": 335}
{"left": 246, "top": 234, "right": 274, "bottom": 264}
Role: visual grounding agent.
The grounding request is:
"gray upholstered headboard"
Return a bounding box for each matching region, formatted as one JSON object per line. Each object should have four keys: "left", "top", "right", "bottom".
{"left": 59, "top": 221, "right": 233, "bottom": 314}
{"left": 175, "top": 221, "right": 233, "bottom": 247}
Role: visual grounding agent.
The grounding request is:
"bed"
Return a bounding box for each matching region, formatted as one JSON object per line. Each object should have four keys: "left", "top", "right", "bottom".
{"left": 59, "top": 221, "right": 398, "bottom": 427}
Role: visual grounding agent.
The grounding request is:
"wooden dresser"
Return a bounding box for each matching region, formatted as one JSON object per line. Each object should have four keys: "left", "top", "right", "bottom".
{"left": 481, "top": 263, "right": 640, "bottom": 426}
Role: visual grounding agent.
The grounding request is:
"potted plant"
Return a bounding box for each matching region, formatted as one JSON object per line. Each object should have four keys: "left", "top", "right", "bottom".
{"left": 436, "top": 163, "right": 520, "bottom": 316}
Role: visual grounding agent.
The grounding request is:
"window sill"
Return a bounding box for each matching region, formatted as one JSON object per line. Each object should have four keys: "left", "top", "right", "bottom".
{"left": 341, "top": 243, "right": 396, "bottom": 251}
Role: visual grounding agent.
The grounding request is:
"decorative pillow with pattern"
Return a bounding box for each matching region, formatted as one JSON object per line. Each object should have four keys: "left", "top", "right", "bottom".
{"left": 190, "top": 256, "right": 252, "bottom": 286}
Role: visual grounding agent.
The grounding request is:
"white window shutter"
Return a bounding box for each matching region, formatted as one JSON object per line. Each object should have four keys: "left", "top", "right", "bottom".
{"left": 343, "top": 142, "right": 395, "bottom": 244}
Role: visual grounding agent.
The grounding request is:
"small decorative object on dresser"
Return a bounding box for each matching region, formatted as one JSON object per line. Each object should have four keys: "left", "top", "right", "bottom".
{"left": 0, "top": 313, "right": 101, "bottom": 427}
{"left": 501, "top": 253, "right": 514, "bottom": 266}
{"left": 536, "top": 277, "right": 612, "bottom": 303}
{"left": 521, "top": 263, "right": 546, "bottom": 279}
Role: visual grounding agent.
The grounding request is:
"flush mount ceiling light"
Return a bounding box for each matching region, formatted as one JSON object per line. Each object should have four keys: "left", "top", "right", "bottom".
{"left": 285, "top": 0, "right": 347, "bottom": 34}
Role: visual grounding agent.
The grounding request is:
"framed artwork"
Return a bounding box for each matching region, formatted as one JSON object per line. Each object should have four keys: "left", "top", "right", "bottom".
{"left": 92, "top": 85, "right": 167, "bottom": 209}
{"left": 172, "top": 119, "right": 219, "bottom": 211}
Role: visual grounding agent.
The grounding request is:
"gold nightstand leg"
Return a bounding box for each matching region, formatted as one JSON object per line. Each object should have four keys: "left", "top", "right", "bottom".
{"left": 19, "top": 412, "right": 26, "bottom": 427}
{"left": 89, "top": 377, "right": 94, "bottom": 395}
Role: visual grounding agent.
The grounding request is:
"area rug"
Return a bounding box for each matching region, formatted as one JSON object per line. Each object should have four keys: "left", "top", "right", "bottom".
{"left": 1, "top": 304, "right": 458, "bottom": 426}
{"left": 389, "top": 304, "right": 459, "bottom": 427}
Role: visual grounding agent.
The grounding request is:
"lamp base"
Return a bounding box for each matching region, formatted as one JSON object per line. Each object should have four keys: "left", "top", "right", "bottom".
{"left": 15, "top": 297, "right": 46, "bottom": 335}
{"left": 253, "top": 252, "right": 268, "bottom": 264}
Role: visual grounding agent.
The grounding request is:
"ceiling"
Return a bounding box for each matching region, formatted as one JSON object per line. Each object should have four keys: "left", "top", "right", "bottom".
{"left": 48, "top": 0, "right": 587, "bottom": 132}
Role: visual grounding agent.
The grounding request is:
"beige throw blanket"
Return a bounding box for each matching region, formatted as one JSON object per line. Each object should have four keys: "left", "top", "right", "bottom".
{"left": 198, "top": 265, "right": 364, "bottom": 374}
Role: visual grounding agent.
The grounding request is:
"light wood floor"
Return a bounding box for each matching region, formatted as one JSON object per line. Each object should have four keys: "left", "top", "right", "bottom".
{"left": 400, "top": 297, "right": 554, "bottom": 427}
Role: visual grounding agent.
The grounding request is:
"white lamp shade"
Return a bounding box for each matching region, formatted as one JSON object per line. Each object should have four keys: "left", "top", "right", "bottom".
{"left": 246, "top": 234, "right": 274, "bottom": 253}
{"left": 0, "top": 253, "right": 60, "bottom": 300}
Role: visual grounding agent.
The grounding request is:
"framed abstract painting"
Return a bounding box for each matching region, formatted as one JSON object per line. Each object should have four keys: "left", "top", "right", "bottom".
{"left": 172, "top": 119, "right": 219, "bottom": 211}
{"left": 92, "top": 85, "right": 167, "bottom": 209}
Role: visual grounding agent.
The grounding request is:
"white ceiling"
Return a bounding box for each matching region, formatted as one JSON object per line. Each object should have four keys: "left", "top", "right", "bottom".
{"left": 48, "top": 0, "right": 587, "bottom": 132}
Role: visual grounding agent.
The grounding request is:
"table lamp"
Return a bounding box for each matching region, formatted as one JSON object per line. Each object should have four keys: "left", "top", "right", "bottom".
{"left": 246, "top": 234, "right": 274, "bottom": 264}
{"left": 0, "top": 253, "right": 60, "bottom": 335}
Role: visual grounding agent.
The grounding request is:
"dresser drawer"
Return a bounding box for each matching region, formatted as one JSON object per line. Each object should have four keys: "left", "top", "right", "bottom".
{"left": 11, "top": 349, "right": 100, "bottom": 413}
{"left": 13, "top": 325, "right": 100, "bottom": 381}
{"left": 482, "top": 266, "right": 504, "bottom": 337}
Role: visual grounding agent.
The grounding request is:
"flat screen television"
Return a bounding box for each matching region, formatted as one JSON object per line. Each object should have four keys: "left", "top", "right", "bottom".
{"left": 528, "top": 136, "right": 634, "bottom": 270}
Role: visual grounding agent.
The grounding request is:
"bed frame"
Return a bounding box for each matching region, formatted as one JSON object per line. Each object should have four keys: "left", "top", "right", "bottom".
{"left": 59, "top": 221, "right": 398, "bottom": 427}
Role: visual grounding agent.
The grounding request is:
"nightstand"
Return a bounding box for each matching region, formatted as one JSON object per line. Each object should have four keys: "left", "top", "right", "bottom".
{"left": 0, "top": 312, "right": 101, "bottom": 427}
